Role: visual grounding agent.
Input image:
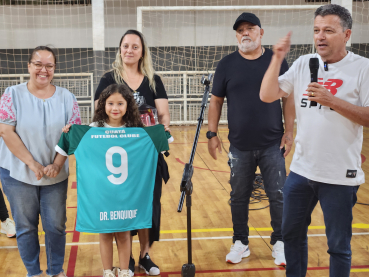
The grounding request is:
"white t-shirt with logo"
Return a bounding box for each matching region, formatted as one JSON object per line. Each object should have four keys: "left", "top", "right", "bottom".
{"left": 279, "top": 51, "right": 369, "bottom": 186}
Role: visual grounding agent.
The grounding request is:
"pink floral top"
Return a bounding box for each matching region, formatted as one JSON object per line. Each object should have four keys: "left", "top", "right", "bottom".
{"left": 0, "top": 83, "right": 82, "bottom": 186}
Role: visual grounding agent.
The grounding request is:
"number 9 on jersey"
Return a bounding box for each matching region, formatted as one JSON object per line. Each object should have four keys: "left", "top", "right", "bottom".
{"left": 105, "top": 146, "right": 128, "bottom": 185}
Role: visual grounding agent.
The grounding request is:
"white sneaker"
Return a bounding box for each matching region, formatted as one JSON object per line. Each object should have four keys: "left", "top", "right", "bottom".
{"left": 103, "top": 269, "right": 116, "bottom": 277}
{"left": 272, "top": 241, "right": 286, "bottom": 266}
{"left": 117, "top": 269, "right": 131, "bottom": 277}
{"left": 1, "top": 218, "right": 16, "bottom": 238}
{"left": 226, "top": 240, "right": 250, "bottom": 264}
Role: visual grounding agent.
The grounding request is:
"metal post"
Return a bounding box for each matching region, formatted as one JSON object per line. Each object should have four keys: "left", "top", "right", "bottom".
{"left": 178, "top": 74, "right": 213, "bottom": 277}
{"left": 92, "top": 0, "right": 105, "bottom": 106}
{"left": 183, "top": 73, "right": 188, "bottom": 123}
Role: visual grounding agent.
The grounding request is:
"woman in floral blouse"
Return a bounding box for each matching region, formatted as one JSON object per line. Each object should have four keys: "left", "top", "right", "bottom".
{"left": 0, "top": 46, "right": 81, "bottom": 277}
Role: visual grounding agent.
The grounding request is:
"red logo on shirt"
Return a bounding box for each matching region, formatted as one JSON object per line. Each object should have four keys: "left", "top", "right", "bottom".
{"left": 317, "top": 78, "right": 343, "bottom": 95}
{"left": 301, "top": 78, "right": 344, "bottom": 109}
{"left": 303, "top": 78, "right": 343, "bottom": 96}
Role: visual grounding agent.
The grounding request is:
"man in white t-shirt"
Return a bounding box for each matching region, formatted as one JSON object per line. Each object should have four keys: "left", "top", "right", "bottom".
{"left": 260, "top": 4, "right": 369, "bottom": 277}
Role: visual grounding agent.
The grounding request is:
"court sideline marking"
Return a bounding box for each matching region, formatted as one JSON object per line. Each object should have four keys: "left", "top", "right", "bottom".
{"left": 32, "top": 223, "right": 369, "bottom": 236}
{"left": 2, "top": 232, "right": 369, "bottom": 250}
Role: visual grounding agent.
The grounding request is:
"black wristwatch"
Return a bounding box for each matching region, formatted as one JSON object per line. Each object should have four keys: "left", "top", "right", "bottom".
{"left": 206, "top": 131, "right": 217, "bottom": 139}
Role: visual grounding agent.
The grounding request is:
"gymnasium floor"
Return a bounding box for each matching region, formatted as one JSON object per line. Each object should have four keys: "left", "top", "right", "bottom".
{"left": 1, "top": 125, "right": 369, "bottom": 276}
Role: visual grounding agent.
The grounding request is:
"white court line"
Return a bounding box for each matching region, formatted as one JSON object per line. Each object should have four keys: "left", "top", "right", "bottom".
{"left": 1, "top": 232, "right": 369, "bottom": 249}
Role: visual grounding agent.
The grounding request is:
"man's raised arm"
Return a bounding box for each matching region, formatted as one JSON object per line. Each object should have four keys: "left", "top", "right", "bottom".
{"left": 260, "top": 32, "right": 292, "bottom": 103}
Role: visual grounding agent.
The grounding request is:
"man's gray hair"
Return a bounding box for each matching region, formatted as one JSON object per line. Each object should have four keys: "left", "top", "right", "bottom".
{"left": 315, "top": 4, "right": 352, "bottom": 30}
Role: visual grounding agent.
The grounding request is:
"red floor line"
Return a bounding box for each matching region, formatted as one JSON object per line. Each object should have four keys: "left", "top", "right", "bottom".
{"left": 66, "top": 246, "right": 79, "bottom": 277}
{"left": 171, "top": 141, "right": 229, "bottom": 145}
{"left": 71, "top": 182, "right": 77, "bottom": 189}
{"left": 66, "top": 218, "right": 81, "bottom": 277}
{"left": 351, "top": 265, "right": 369, "bottom": 269}
{"left": 79, "top": 264, "right": 369, "bottom": 276}
{"left": 190, "top": 267, "right": 286, "bottom": 273}
{"left": 176, "top": 158, "right": 230, "bottom": 173}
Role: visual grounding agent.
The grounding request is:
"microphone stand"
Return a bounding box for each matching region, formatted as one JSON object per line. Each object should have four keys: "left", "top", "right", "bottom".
{"left": 177, "top": 73, "right": 213, "bottom": 277}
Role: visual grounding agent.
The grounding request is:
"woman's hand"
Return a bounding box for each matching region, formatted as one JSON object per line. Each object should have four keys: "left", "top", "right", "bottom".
{"left": 43, "top": 164, "right": 62, "bottom": 178}
{"left": 28, "top": 161, "right": 45, "bottom": 180}
{"left": 164, "top": 125, "right": 171, "bottom": 133}
{"left": 62, "top": 124, "right": 72, "bottom": 133}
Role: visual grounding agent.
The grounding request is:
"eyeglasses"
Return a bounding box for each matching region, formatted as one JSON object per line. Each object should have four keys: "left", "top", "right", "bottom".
{"left": 30, "top": 62, "right": 55, "bottom": 71}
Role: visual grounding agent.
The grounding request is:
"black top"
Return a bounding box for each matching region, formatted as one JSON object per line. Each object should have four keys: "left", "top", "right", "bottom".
{"left": 94, "top": 71, "right": 168, "bottom": 108}
{"left": 211, "top": 48, "right": 289, "bottom": 151}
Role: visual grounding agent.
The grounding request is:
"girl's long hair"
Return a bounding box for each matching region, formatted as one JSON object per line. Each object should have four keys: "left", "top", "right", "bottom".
{"left": 112, "top": 29, "right": 156, "bottom": 93}
{"left": 93, "top": 84, "right": 144, "bottom": 128}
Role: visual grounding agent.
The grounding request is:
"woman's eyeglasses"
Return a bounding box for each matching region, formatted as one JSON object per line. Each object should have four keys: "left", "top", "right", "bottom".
{"left": 30, "top": 62, "right": 55, "bottom": 71}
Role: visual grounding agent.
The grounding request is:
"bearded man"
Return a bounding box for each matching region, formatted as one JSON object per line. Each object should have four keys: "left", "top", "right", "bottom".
{"left": 207, "top": 12, "right": 295, "bottom": 266}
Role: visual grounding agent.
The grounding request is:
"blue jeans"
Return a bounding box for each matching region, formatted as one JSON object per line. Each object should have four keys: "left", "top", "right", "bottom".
{"left": 228, "top": 142, "right": 285, "bottom": 246}
{"left": 0, "top": 168, "right": 68, "bottom": 277}
{"left": 282, "top": 171, "right": 359, "bottom": 277}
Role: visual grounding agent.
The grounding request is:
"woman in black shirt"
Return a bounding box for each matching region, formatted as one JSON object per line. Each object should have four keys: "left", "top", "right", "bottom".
{"left": 95, "top": 32, "right": 170, "bottom": 131}
{"left": 94, "top": 30, "right": 170, "bottom": 276}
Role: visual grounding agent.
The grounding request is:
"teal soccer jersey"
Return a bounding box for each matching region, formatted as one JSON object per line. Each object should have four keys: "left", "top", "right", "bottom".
{"left": 56, "top": 124, "right": 170, "bottom": 233}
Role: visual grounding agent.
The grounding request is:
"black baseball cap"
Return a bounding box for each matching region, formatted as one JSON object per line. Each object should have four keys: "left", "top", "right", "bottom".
{"left": 233, "top": 12, "right": 261, "bottom": 30}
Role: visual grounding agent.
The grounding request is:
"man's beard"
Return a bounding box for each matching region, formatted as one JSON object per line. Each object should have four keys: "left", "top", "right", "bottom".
{"left": 238, "top": 36, "right": 259, "bottom": 53}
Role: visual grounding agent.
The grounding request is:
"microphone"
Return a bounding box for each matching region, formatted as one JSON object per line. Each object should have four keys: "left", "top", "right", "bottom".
{"left": 324, "top": 62, "right": 328, "bottom": 71}
{"left": 309, "top": 58, "right": 319, "bottom": 106}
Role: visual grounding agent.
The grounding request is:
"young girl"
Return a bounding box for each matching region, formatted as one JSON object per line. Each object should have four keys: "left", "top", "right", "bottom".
{"left": 62, "top": 84, "right": 144, "bottom": 277}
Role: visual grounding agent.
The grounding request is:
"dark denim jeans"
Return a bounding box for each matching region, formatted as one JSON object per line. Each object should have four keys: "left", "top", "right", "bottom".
{"left": 228, "top": 142, "right": 285, "bottom": 246}
{"left": 0, "top": 168, "right": 68, "bottom": 277}
{"left": 0, "top": 187, "right": 9, "bottom": 222}
{"left": 282, "top": 171, "right": 359, "bottom": 277}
